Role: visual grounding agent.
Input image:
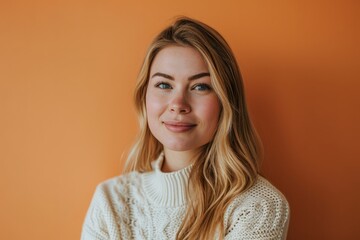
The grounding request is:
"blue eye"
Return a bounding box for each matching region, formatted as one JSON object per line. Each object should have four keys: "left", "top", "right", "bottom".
{"left": 156, "top": 82, "right": 172, "bottom": 89}
{"left": 193, "top": 84, "right": 211, "bottom": 91}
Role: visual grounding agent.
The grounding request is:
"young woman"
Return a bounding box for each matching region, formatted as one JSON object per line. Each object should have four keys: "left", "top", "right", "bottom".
{"left": 82, "top": 17, "right": 290, "bottom": 240}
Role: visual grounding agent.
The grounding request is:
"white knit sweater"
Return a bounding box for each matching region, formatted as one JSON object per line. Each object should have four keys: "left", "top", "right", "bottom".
{"left": 81, "top": 154, "right": 290, "bottom": 239}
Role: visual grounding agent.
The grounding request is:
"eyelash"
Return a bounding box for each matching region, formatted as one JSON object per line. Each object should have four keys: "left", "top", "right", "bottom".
{"left": 192, "top": 84, "right": 212, "bottom": 91}
{"left": 154, "top": 82, "right": 212, "bottom": 91}
{"left": 155, "top": 82, "right": 172, "bottom": 89}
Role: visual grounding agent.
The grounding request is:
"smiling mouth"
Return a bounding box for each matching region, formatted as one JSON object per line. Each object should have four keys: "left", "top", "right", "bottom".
{"left": 163, "top": 121, "right": 197, "bottom": 133}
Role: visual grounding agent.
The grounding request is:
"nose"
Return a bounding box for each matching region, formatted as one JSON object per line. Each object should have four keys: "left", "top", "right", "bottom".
{"left": 169, "top": 92, "right": 191, "bottom": 114}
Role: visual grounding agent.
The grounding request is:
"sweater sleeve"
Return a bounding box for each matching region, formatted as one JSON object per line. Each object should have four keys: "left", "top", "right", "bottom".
{"left": 224, "top": 178, "right": 290, "bottom": 240}
{"left": 81, "top": 185, "right": 111, "bottom": 240}
{"left": 81, "top": 183, "right": 120, "bottom": 240}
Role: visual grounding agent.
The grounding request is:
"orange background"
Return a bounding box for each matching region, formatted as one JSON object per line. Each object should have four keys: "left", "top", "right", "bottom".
{"left": 1, "top": 0, "right": 359, "bottom": 239}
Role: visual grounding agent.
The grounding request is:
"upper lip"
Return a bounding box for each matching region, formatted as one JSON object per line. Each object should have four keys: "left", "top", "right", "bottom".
{"left": 162, "top": 121, "right": 197, "bottom": 126}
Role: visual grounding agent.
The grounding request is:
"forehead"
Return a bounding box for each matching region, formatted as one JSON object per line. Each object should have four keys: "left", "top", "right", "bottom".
{"left": 150, "top": 46, "right": 208, "bottom": 74}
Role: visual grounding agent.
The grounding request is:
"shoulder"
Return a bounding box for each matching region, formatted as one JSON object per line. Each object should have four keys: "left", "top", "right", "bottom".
{"left": 81, "top": 172, "right": 143, "bottom": 239}
{"left": 92, "top": 171, "right": 142, "bottom": 206}
{"left": 225, "top": 176, "right": 290, "bottom": 239}
{"left": 236, "top": 176, "right": 289, "bottom": 210}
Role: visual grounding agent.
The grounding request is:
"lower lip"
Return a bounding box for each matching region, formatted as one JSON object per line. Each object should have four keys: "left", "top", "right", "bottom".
{"left": 164, "top": 123, "right": 196, "bottom": 133}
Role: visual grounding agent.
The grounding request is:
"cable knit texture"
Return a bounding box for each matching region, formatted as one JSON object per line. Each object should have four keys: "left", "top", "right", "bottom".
{"left": 81, "top": 154, "right": 290, "bottom": 239}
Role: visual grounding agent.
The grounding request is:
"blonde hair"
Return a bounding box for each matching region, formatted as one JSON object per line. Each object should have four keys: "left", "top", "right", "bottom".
{"left": 124, "top": 17, "right": 262, "bottom": 239}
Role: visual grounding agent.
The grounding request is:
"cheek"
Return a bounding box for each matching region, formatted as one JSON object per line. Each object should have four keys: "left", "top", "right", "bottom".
{"left": 146, "top": 90, "right": 165, "bottom": 120}
{"left": 199, "top": 96, "right": 221, "bottom": 126}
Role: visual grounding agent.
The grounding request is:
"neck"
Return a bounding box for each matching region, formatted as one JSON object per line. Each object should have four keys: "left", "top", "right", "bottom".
{"left": 142, "top": 153, "right": 192, "bottom": 206}
{"left": 162, "top": 148, "right": 200, "bottom": 172}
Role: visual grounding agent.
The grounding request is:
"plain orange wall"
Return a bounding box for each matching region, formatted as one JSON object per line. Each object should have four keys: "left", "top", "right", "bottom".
{"left": 1, "top": 0, "right": 359, "bottom": 239}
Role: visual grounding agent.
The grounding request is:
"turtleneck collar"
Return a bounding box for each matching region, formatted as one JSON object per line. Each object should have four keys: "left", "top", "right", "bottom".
{"left": 142, "top": 152, "right": 192, "bottom": 207}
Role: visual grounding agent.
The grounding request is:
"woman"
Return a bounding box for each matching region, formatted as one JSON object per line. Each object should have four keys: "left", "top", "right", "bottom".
{"left": 82, "top": 17, "right": 290, "bottom": 240}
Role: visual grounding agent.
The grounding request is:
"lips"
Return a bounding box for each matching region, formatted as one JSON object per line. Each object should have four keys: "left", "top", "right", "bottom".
{"left": 162, "top": 121, "right": 197, "bottom": 133}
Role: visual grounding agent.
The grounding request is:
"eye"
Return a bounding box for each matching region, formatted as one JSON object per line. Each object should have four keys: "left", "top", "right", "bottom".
{"left": 192, "top": 83, "right": 212, "bottom": 91}
{"left": 155, "top": 82, "right": 172, "bottom": 89}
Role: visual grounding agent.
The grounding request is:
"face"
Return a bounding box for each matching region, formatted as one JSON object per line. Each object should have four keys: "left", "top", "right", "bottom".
{"left": 146, "top": 46, "right": 221, "bottom": 154}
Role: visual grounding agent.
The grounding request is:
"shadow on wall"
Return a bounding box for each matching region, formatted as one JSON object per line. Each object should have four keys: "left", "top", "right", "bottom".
{"left": 246, "top": 59, "right": 360, "bottom": 239}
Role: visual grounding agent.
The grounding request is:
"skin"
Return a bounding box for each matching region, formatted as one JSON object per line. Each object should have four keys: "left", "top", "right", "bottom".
{"left": 146, "top": 46, "right": 221, "bottom": 172}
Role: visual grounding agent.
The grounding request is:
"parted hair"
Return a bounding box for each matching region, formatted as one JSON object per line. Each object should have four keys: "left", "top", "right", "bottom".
{"left": 124, "top": 16, "right": 262, "bottom": 239}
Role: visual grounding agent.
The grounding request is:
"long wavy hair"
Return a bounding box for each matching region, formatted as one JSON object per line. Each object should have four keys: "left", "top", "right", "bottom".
{"left": 124, "top": 17, "right": 262, "bottom": 239}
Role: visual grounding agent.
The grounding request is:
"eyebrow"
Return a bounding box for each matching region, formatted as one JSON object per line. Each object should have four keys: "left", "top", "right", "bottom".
{"left": 151, "top": 72, "right": 210, "bottom": 81}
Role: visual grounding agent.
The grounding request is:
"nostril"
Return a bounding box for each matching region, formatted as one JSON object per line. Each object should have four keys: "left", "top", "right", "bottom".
{"left": 169, "top": 102, "right": 191, "bottom": 114}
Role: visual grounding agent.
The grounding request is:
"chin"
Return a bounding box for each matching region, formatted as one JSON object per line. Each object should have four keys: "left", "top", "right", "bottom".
{"left": 162, "top": 143, "right": 196, "bottom": 152}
